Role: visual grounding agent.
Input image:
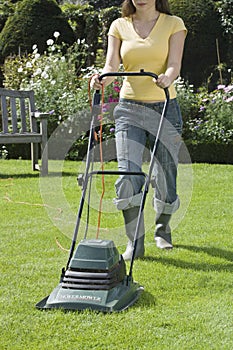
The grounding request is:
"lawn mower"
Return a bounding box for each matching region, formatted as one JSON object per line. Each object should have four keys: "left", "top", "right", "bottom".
{"left": 36, "top": 70, "right": 169, "bottom": 312}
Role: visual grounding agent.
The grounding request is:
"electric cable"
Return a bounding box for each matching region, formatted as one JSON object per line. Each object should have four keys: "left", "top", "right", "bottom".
{"left": 88, "top": 76, "right": 106, "bottom": 239}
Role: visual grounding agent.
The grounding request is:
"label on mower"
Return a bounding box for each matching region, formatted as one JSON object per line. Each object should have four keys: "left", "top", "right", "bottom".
{"left": 60, "top": 294, "right": 102, "bottom": 303}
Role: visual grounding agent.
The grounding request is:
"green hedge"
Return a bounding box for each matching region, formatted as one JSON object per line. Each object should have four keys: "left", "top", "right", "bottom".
{"left": 182, "top": 143, "right": 233, "bottom": 164}
{"left": 0, "top": 0, "right": 75, "bottom": 60}
{"left": 3, "top": 141, "right": 232, "bottom": 165}
{"left": 170, "top": 0, "right": 230, "bottom": 88}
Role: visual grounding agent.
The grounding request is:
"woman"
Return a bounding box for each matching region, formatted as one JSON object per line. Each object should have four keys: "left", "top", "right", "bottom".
{"left": 91, "top": 0, "right": 187, "bottom": 260}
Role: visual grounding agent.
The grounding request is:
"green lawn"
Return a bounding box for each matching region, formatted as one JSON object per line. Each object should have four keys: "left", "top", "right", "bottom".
{"left": 0, "top": 160, "right": 232, "bottom": 350}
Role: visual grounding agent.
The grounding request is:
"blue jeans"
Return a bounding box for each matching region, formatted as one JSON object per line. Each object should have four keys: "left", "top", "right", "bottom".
{"left": 113, "top": 98, "right": 183, "bottom": 215}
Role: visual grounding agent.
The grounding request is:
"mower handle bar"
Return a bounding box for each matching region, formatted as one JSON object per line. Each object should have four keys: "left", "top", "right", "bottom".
{"left": 96, "top": 69, "right": 169, "bottom": 100}
{"left": 66, "top": 70, "right": 170, "bottom": 272}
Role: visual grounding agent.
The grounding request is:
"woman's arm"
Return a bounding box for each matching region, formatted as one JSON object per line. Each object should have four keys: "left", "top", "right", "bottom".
{"left": 156, "top": 30, "right": 186, "bottom": 89}
{"left": 90, "top": 35, "right": 121, "bottom": 90}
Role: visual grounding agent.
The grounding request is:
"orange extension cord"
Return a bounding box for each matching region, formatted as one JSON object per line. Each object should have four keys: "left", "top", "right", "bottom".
{"left": 55, "top": 77, "right": 106, "bottom": 252}
{"left": 88, "top": 76, "right": 105, "bottom": 239}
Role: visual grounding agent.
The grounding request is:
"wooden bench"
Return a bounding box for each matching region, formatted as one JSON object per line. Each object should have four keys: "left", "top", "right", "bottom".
{"left": 0, "top": 88, "right": 49, "bottom": 175}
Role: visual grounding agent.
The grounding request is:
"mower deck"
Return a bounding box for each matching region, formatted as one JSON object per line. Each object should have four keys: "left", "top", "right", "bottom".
{"left": 36, "top": 276, "right": 143, "bottom": 312}
{"left": 36, "top": 239, "right": 143, "bottom": 312}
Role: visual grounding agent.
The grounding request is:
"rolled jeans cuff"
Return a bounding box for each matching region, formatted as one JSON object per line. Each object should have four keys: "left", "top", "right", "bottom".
{"left": 153, "top": 196, "right": 180, "bottom": 215}
{"left": 113, "top": 193, "right": 142, "bottom": 210}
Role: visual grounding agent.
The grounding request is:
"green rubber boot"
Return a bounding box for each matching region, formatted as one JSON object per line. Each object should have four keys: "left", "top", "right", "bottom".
{"left": 122, "top": 207, "right": 145, "bottom": 261}
{"left": 154, "top": 213, "right": 173, "bottom": 249}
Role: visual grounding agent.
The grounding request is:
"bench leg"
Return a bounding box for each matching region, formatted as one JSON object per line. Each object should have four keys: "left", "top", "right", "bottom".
{"left": 41, "top": 142, "right": 48, "bottom": 176}
{"left": 31, "top": 142, "right": 39, "bottom": 171}
{"left": 40, "top": 117, "right": 48, "bottom": 176}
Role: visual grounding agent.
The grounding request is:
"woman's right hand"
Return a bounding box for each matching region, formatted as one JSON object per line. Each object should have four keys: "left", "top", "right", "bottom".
{"left": 90, "top": 74, "right": 102, "bottom": 90}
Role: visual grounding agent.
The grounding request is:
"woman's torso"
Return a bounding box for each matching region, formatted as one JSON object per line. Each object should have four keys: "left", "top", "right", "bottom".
{"left": 108, "top": 14, "right": 187, "bottom": 102}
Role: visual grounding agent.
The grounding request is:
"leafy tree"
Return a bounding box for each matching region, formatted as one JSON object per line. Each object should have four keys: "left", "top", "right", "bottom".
{"left": 100, "top": 6, "right": 121, "bottom": 54}
{"left": 62, "top": 3, "right": 99, "bottom": 69}
{"left": 0, "top": 0, "right": 15, "bottom": 31}
{"left": 215, "top": 0, "right": 233, "bottom": 71}
{"left": 58, "top": 0, "right": 122, "bottom": 8}
{"left": 215, "top": 0, "right": 233, "bottom": 34}
{"left": 82, "top": 0, "right": 122, "bottom": 9}
{"left": 170, "top": 0, "right": 229, "bottom": 88}
{"left": 0, "top": 0, "right": 75, "bottom": 60}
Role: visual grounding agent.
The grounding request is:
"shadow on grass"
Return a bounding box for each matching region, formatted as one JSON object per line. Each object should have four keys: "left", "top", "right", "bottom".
{"left": 144, "top": 244, "right": 233, "bottom": 272}
{"left": 0, "top": 173, "right": 39, "bottom": 179}
{"left": 0, "top": 171, "right": 78, "bottom": 179}
{"left": 177, "top": 244, "right": 233, "bottom": 262}
{"left": 136, "top": 290, "right": 157, "bottom": 309}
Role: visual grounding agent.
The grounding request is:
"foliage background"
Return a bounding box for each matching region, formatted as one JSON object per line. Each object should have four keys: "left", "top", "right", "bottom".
{"left": 0, "top": 0, "right": 232, "bottom": 87}
{"left": 0, "top": 0, "right": 232, "bottom": 162}
{"left": 0, "top": 0, "right": 75, "bottom": 59}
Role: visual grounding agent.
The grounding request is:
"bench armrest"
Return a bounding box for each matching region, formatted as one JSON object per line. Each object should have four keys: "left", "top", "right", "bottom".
{"left": 34, "top": 112, "right": 50, "bottom": 119}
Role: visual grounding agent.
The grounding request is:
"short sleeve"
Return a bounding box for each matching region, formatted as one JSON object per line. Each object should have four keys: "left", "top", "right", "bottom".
{"left": 108, "top": 19, "right": 122, "bottom": 39}
{"left": 172, "top": 16, "right": 187, "bottom": 36}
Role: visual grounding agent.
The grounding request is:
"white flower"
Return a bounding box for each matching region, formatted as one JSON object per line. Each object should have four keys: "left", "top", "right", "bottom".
{"left": 26, "top": 61, "right": 32, "bottom": 68}
{"left": 53, "top": 31, "right": 60, "bottom": 38}
{"left": 41, "top": 71, "right": 49, "bottom": 79}
{"left": 18, "top": 67, "right": 23, "bottom": 73}
{"left": 50, "top": 45, "right": 56, "bottom": 51}
{"left": 61, "top": 56, "right": 66, "bottom": 62}
{"left": 51, "top": 80, "right": 56, "bottom": 85}
{"left": 34, "top": 68, "right": 42, "bottom": 76}
{"left": 34, "top": 53, "right": 40, "bottom": 59}
{"left": 47, "top": 39, "right": 54, "bottom": 46}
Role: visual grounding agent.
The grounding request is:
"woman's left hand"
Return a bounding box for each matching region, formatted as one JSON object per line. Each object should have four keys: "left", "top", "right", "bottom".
{"left": 153, "top": 74, "right": 172, "bottom": 89}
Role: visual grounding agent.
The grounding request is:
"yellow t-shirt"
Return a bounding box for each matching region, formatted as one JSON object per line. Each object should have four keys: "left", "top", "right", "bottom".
{"left": 108, "top": 13, "right": 187, "bottom": 101}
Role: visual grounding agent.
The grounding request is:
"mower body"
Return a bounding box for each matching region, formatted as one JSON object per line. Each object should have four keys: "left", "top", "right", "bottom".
{"left": 36, "top": 239, "right": 143, "bottom": 312}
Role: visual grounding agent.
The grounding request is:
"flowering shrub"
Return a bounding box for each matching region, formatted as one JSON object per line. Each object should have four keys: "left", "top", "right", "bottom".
{"left": 3, "top": 33, "right": 91, "bottom": 135}
{"left": 176, "top": 78, "right": 233, "bottom": 144}
{"left": 67, "top": 77, "right": 122, "bottom": 159}
{"left": 0, "top": 145, "right": 8, "bottom": 159}
{"left": 175, "top": 78, "right": 199, "bottom": 140}
{"left": 96, "top": 79, "right": 121, "bottom": 142}
{"left": 186, "top": 84, "right": 233, "bottom": 144}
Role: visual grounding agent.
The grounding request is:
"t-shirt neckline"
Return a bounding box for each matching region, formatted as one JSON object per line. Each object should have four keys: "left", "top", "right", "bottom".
{"left": 130, "top": 13, "right": 163, "bottom": 40}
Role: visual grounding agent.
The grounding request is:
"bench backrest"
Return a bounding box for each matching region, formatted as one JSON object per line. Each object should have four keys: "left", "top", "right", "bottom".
{"left": 0, "top": 88, "right": 37, "bottom": 134}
